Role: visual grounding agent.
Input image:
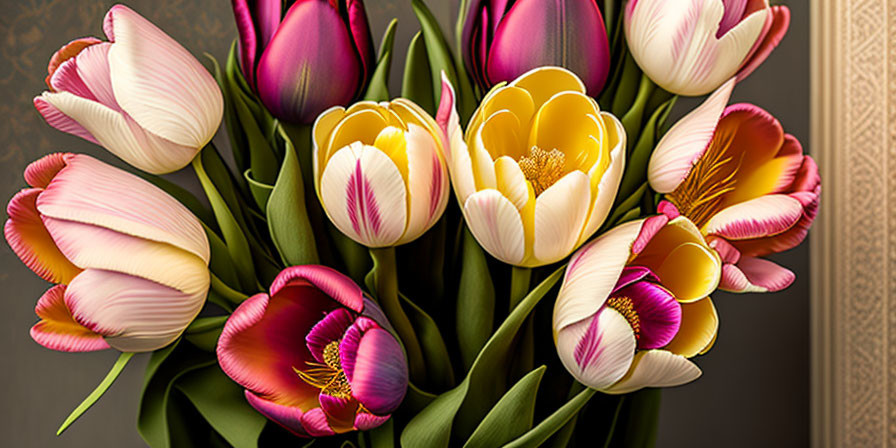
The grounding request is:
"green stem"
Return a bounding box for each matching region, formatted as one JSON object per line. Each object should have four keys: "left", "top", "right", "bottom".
{"left": 509, "top": 267, "right": 532, "bottom": 311}
{"left": 369, "top": 247, "right": 426, "bottom": 383}
{"left": 509, "top": 267, "right": 533, "bottom": 381}
{"left": 57, "top": 352, "right": 135, "bottom": 435}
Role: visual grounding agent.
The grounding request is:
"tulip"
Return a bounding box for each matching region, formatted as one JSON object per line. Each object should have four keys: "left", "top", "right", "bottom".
{"left": 217, "top": 265, "right": 407, "bottom": 437}
{"left": 625, "top": 0, "right": 790, "bottom": 96}
{"left": 648, "top": 80, "right": 820, "bottom": 293}
{"left": 33, "top": 5, "right": 224, "bottom": 174}
{"left": 461, "top": 0, "right": 611, "bottom": 95}
{"left": 4, "top": 153, "right": 210, "bottom": 352}
{"left": 312, "top": 99, "right": 450, "bottom": 247}
{"left": 436, "top": 67, "right": 625, "bottom": 267}
{"left": 553, "top": 215, "right": 721, "bottom": 393}
{"left": 233, "top": 0, "right": 375, "bottom": 124}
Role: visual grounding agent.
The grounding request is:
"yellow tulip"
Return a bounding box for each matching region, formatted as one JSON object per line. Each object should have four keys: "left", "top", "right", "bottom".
{"left": 437, "top": 67, "right": 625, "bottom": 267}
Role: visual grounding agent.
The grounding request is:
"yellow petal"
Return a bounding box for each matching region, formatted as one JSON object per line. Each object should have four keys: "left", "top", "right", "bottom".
{"left": 509, "top": 66, "right": 587, "bottom": 110}
{"left": 664, "top": 297, "right": 719, "bottom": 357}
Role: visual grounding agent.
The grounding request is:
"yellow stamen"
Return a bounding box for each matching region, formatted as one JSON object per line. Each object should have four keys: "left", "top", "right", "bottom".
{"left": 667, "top": 129, "right": 741, "bottom": 228}
{"left": 606, "top": 296, "right": 641, "bottom": 339}
{"left": 518, "top": 146, "right": 566, "bottom": 196}
{"left": 295, "top": 340, "right": 353, "bottom": 398}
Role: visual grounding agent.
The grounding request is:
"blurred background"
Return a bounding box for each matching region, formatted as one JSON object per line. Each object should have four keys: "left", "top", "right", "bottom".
{"left": 0, "top": 0, "right": 809, "bottom": 446}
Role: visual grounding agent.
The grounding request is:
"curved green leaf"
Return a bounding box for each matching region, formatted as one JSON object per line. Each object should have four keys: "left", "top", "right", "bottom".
{"left": 400, "top": 292, "right": 455, "bottom": 391}
{"left": 504, "top": 388, "right": 597, "bottom": 448}
{"left": 456, "top": 230, "right": 494, "bottom": 371}
{"left": 364, "top": 19, "right": 398, "bottom": 102}
{"left": 402, "top": 31, "right": 435, "bottom": 113}
{"left": 184, "top": 316, "right": 228, "bottom": 352}
{"left": 202, "top": 223, "right": 241, "bottom": 292}
{"left": 463, "top": 366, "right": 546, "bottom": 448}
{"left": 616, "top": 96, "right": 677, "bottom": 201}
{"left": 244, "top": 169, "right": 274, "bottom": 211}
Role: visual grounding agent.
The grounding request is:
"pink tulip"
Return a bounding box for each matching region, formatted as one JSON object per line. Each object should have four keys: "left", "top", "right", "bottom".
{"left": 625, "top": 0, "right": 790, "bottom": 96}
{"left": 648, "top": 81, "right": 820, "bottom": 292}
{"left": 217, "top": 265, "right": 407, "bottom": 437}
{"left": 4, "top": 153, "right": 210, "bottom": 352}
{"left": 34, "top": 5, "right": 224, "bottom": 174}
{"left": 233, "top": 0, "right": 375, "bottom": 124}
{"left": 461, "top": 0, "right": 611, "bottom": 95}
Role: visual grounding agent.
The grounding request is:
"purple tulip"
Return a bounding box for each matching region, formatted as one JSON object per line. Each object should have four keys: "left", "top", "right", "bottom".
{"left": 462, "top": 0, "right": 611, "bottom": 96}
{"left": 232, "top": 0, "right": 375, "bottom": 124}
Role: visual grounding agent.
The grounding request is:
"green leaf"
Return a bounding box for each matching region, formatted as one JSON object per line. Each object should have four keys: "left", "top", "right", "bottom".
{"left": 403, "top": 382, "right": 438, "bottom": 415}
{"left": 57, "top": 352, "right": 135, "bottom": 435}
{"left": 606, "top": 389, "right": 661, "bottom": 448}
{"left": 603, "top": 183, "right": 647, "bottom": 232}
{"left": 213, "top": 44, "right": 248, "bottom": 175}
{"left": 620, "top": 75, "right": 656, "bottom": 143}
{"left": 504, "top": 387, "right": 597, "bottom": 448}
{"left": 616, "top": 97, "right": 677, "bottom": 201}
{"left": 203, "top": 223, "right": 241, "bottom": 292}
{"left": 266, "top": 125, "right": 319, "bottom": 266}
{"left": 229, "top": 78, "right": 280, "bottom": 186}
{"left": 463, "top": 366, "right": 547, "bottom": 448}
{"left": 369, "top": 418, "right": 395, "bottom": 448}
{"left": 329, "top": 222, "right": 372, "bottom": 285}
{"left": 363, "top": 19, "right": 398, "bottom": 102}
{"left": 184, "top": 316, "right": 228, "bottom": 352}
{"left": 610, "top": 53, "right": 641, "bottom": 118}
{"left": 456, "top": 230, "right": 494, "bottom": 371}
{"left": 244, "top": 169, "right": 275, "bottom": 212}
{"left": 400, "top": 268, "right": 564, "bottom": 448}
{"left": 616, "top": 207, "right": 642, "bottom": 225}
{"left": 400, "top": 292, "right": 455, "bottom": 391}
{"left": 176, "top": 365, "right": 267, "bottom": 448}
{"left": 402, "top": 32, "right": 435, "bottom": 113}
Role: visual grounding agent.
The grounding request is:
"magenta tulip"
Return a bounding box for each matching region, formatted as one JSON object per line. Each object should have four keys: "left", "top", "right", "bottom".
{"left": 461, "top": 0, "right": 611, "bottom": 95}
{"left": 232, "top": 0, "right": 375, "bottom": 124}
{"left": 217, "top": 265, "right": 408, "bottom": 436}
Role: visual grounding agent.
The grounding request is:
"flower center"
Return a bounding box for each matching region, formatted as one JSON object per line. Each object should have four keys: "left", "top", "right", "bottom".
{"left": 295, "top": 340, "right": 353, "bottom": 398}
{"left": 606, "top": 296, "right": 641, "bottom": 340}
{"left": 518, "top": 146, "right": 566, "bottom": 196}
{"left": 666, "top": 129, "right": 740, "bottom": 228}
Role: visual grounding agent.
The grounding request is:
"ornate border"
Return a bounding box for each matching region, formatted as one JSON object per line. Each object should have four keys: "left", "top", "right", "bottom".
{"left": 811, "top": 0, "right": 895, "bottom": 446}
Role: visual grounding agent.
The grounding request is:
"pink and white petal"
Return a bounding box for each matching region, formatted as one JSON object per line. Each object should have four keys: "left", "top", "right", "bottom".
{"left": 463, "top": 189, "right": 526, "bottom": 266}
{"left": 556, "top": 309, "right": 636, "bottom": 390}
{"left": 320, "top": 143, "right": 407, "bottom": 247}
{"left": 269, "top": 265, "right": 365, "bottom": 313}
{"left": 23, "top": 152, "right": 69, "bottom": 189}
{"left": 470, "top": 132, "right": 497, "bottom": 191}
{"left": 720, "top": 257, "right": 795, "bottom": 293}
{"left": 533, "top": 171, "right": 591, "bottom": 265}
{"left": 707, "top": 235, "right": 741, "bottom": 264}
{"left": 399, "top": 124, "right": 449, "bottom": 245}
{"left": 354, "top": 413, "right": 391, "bottom": 431}
{"left": 736, "top": 6, "right": 790, "bottom": 81}
{"left": 579, "top": 119, "right": 626, "bottom": 247}
{"left": 448, "top": 138, "right": 478, "bottom": 204}
{"left": 5, "top": 189, "right": 81, "bottom": 284}
{"left": 617, "top": 281, "right": 681, "bottom": 350}
{"left": 300, "top": 408, "right": 336, "bottom": 437}
{"left": 554, "top": 220, "right": 643, "bottom": 332}
{"left": 65, "top": 268, "right": 204, "bottom": 352}
{"left": 33, "top": 95, "right": 99, "bottom": 145}
{"left": 494, "top": 156, "right": 530, "bottom": 210}
{"left": 46, "top": 37, "right": 103, "bottom": 81}
{"left": 604, "top": 350, "right": 701, "bottom": 394}
{"left": 105, "top": 5, "right": 223, "bottom": 148}
{"left": 31, "top": 284, "right": 109, "bottom": 352}
{"left": 43, "top": 217, "right": 209, "bottom": 295}
{"left": 349, "top": 327, "right": 408, "bottom": 415}
{"left": 305, "top": 308, "right": 356, "bottom": 363}
{"left": 704, "top": 194, "right": 803, "bottom": 240}
{"left": 664, "top": 297, "right": 718, "bottom": 357}
{"left": 36, "top": 154, "right": 209, "bottom": 261}
{"left": 217, "top": 292, "right": 329, "bottom": 408}
{"left": 648, "top": 79, "right": 734, "bottom": 193}
{"left": 244, "top": 391, "right": 310, "bottom": 438}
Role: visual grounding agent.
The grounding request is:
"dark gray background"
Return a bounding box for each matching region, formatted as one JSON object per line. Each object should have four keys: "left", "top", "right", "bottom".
{"left": 0, "top": 1, "right": 809, "bottom": 446}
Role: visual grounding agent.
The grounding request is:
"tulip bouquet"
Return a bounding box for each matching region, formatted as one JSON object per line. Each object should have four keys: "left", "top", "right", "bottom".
{"left": 6, "top": 0, "right": 817, "bottom": 446}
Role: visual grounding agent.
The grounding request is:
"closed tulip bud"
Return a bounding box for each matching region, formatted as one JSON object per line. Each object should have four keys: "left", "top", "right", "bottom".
{"left": 34, "top": 5, "right": 224, "bottom": 174}
{"left": 625, "top": 0, "right": 790, "bottom": 96}
{"left": 233, "top": 0, "right": 375, "bottom": 124}
{"left": 217, "top": 266, "right": 408, "bottom": 436}
{"left": 5, "top": 153, "right": 210, "bottom": 352}
{"left": 462, "top": 0, "right": 611, "bottom": 95}
{"left": 312, "top": 100, "right": 450, "bottom": 247}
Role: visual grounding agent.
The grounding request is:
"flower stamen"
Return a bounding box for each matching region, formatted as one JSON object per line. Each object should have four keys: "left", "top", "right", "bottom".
{"left": 295, "top": 340, "right": 353, "bottom": 398}
{"left": 606, "top": 296, "right": 641, "bottom": 339}
{"left": 518, "top": 146, "right": 566, "bottom": 196}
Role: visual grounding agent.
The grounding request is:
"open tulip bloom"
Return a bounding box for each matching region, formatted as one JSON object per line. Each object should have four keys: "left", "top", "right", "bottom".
{"left": 5, "top": 2, "right": 819, "bottom": 446}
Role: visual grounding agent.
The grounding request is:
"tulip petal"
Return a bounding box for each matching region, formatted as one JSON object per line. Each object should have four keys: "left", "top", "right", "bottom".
{"left": 301, "top": 408, "right": 336, "bottom": 437}
{"left": 664, "top": 297, "right": 718, "bottom": 357}
{"left": 23, "top": 152, "right": 69, "bottom": 189}
{"left": 33, "top": 96, "right": 99, "bottom": 145}
{"left": 354, "top": 412, "right": 390, "bottom": 431}
{"left": 556, "top": 310, "right": 636, "bottom": 390}
{"left": 736, "top": 6, "right": 790, "bottom": 81}
{"left": 269, "top": 265, "right": 365, "bottom": 313}
{"left": 319, "top": 394, "right": 359, "bottom": 428}
{"left": 604, "top": 350, "right": 701, "bottom": 394}
{"left": 463, "top": 189, "right": 526, "bottom": 265}
{"left": 704, "top": 194, "right": 803, "bottom": 240}
{"left": 654, "top": 242, "right": 721, "bottom": 303}
{"left": 64, "top": 269, "right": 204, "bottom": 352}
{"left": 494, "top": 156, "right": 530, "bottom": 210}
{"left": 400, "top": 124, "right": 449, "bottom": 245}
{"left": 648, "top": 78, "right": 734, "bottom": 193}
{"left": 616, "top": 281, "right": 681, "bottom": 350}
{"left": 46, "top": 37, "right": 103, "bottom": 84}
{"left": 245, "top": 391, "right": 310, "bottom": 438}
{"left": 720, "top": 256, "right": 795, "bottom": 293}
{"left": 554, "top": 220, "right": 642, "bottom": 332}
{"left": 508, "top": 66, "right": 586, "bottom": 110}
{"left": 579, "top": 118, "right": 626, "bottom": 246}
{"left": 348, "top": 327, "right": 408, "bottom": 415}
{"left": 320, "top": 143, "right": 407, "bottom": 247}
{"left": 231, "top": 0, "right": 259, "bottom": 86}
{"left": 105, "top": 5, "right": 223, "bottom": 148}
{"left": 528, "top": 92, "right": 602, "bottom": 166}
{"left": 30, "top": 284, "right": 109, "bottom": 352}
{"left": 5, "top": 188, "right": 80, "bottom": 284}
{"left": 305, "top": 308, "right": 355, "bottom": 363}
{"left": 533, "top": 171, "right": 591, "bottom": 264}
{"left": 344, "top": 0, "right": 375, "bottom": 80}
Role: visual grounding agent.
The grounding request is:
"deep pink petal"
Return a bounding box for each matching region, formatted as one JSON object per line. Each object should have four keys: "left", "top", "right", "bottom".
{"left": 231, "top": 0, "right": 259, "bottom": 86}
{"left": 270, "top": 265, "right": 364, "bottom": 313}
{"left": 244, "top": 391, "right": 310, "bottom": 438}
{"left": 717, "top": 0, "right": 749, "bottom": 36}
{"left": 339, "top": 316, "right": 379, "bottom": 382}
{"left": 736, "top": 6, "right": 789, "bottom": 82}
{"left": 707, "top": 236, "right": 742, "bottom": 264}
{"left": 612, "top": 266, "right": 654, "bottom": 294}
{"left": 344, "top": 0, "right": 375, "bottom": 82}
{"left": 719, "top": 257, "right": 795, "bottom": 293}
{"left": 632, "top": 214, "right": 669, "bottom": 255}
{"left": 24, "top": 153, "right": 70, "bottom": 189}
{"left": 30, "top": 284, "right": 110, "bottom": 352}
{"left": 319, "top": 393, "right": 358, "bottom": 426}
{"left": 301, "top": 408, "right": 336, "bottom": 437}
{"left": 348, "top": 327, "right": 408, "bottom": 415}
{"left": 354, "top": 412, "right": 390, "bottom": 431}
{"left": 614, "top": 281, "right": 681, "bottom": 350}
{"left": 306, "top": 308, "right": 355, "bottom": 363}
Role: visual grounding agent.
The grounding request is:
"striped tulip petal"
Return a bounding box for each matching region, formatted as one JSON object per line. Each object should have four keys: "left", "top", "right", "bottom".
{"left": 556, "top": 310, "right": 636, "bottom": 390}
{"left": 320, "top": 143, "right": 407, "bottom": 247}
{"left": 65, "top": 269, "right": 205, "bottom": 352}
{"left": 720, "top": 256, "right": 795, "bottom": 293}
{"left": 533, "top": 171, "right": 591, "bottom": 265}
{"left": 736, "top": 6, "right": 790, "bottom": 81}
{"left": 604, "top": 350, "right": 701, "bottom": 394}
{"left": 301, "top": 408, "right": 336, "bottom": 437}
{"left": 703, "top": 194, "right": 804, "bottom": 240}
{"left": 664, "top": 297, "right": 719, "bottom": 357}
{"left": 399, "top": 124, "right": 449, "bottom": 245}
{"left": 30, "top": 284, "right": 109, "bottom": 352}
{"left": 344, "top": 326, "right": 408, "bottom": 414}
{"left": 5, "top": 188, "right": 80, "bottom": 284}
{"left": 23, "top": 152, "right": 69, "bottom": 189}
{"left": 463, "top": 189, "right": 526, "bottom": 266}
{"left": 354, "top": 413, "right": 391, "bottom": 431}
